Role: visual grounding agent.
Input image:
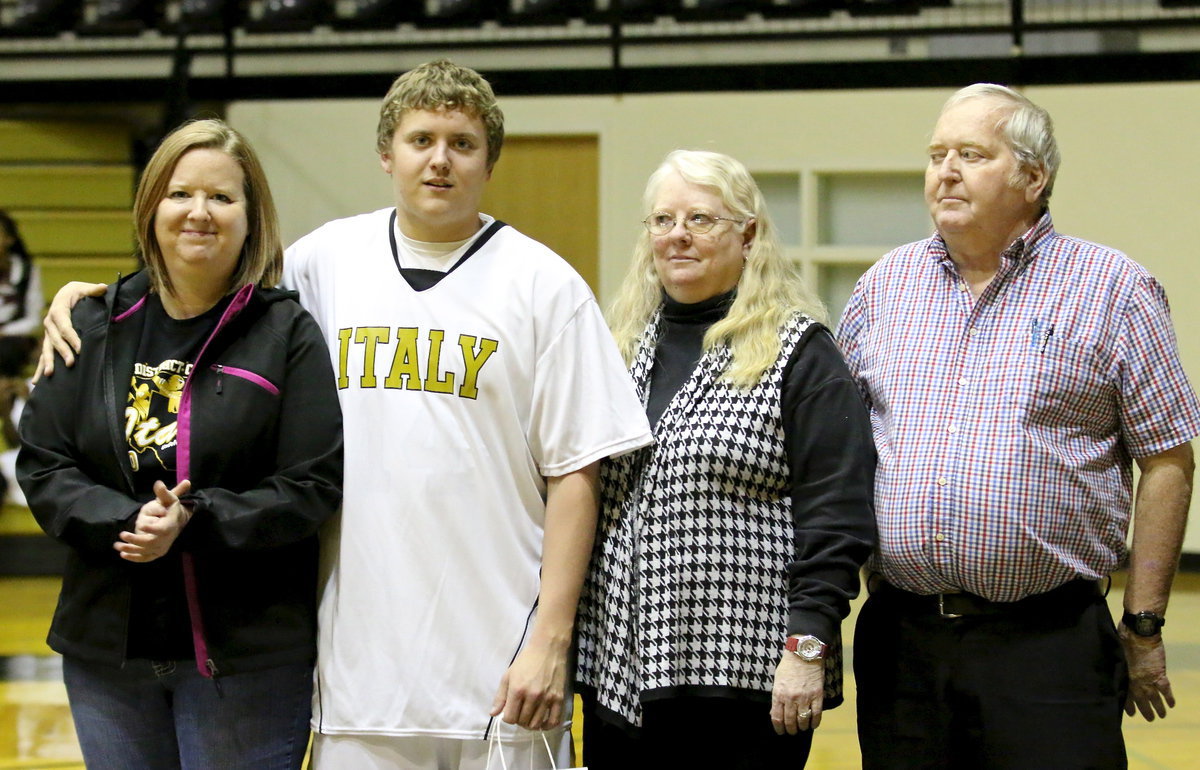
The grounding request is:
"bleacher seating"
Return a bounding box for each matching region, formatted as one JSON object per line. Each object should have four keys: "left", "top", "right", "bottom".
{"left": 0, "top": 120, "right": 137, "bottom": 304}
{"left": 0, "top": 0, "right": 1194, "bottom": 41}
{"left": 0, "top": 119, "right": 135, "bottom": 576}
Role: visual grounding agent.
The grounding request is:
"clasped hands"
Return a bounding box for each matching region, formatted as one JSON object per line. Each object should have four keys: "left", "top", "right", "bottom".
{"left": 113, "top": 479, "right": 192, "bottom": 563}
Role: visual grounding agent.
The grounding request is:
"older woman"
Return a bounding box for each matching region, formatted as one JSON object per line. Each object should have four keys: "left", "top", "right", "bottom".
{"left": 576, "top": 150, "right": 875, "bottom": 768}
{"left": 18, "top": 119, "right": 343, "bottom": 770}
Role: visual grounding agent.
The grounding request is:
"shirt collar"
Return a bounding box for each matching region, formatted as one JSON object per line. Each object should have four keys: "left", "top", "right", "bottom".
{"left": 1019, "top": 210, "right": 1056, "bottom": 260}
{"left": 929, "top": 210, "right": 1056, "bottom": 267}
{"left": 660, "top": 287, "right": 736, "bottom": 323}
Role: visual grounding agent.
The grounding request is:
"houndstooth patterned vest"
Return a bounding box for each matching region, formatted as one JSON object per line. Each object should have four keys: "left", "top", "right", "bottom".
{"left": 577, "top": 309, "right": 837, "bottom": 728}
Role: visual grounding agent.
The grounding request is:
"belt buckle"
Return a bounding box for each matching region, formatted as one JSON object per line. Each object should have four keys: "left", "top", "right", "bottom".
{"left": 937, "top": 593, "right": 963, "bottom": 619}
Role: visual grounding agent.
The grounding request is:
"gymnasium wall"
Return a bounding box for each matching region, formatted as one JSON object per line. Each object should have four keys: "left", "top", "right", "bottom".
{"left": 230, "top": 81, "right": 1200, "bottom": 555}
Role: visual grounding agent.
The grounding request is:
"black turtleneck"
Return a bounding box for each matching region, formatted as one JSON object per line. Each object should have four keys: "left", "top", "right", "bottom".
{"left": 646, "top": 289, "right": 735, "bottom": 429}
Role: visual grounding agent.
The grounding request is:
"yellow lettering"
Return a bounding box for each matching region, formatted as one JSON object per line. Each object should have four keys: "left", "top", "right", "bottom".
{"left": 424, "top": 329, "right": 455, "bottom": 395}
{"left": 132, "top": 417, "right": 163, "bottom": 447}
{"left": 151, "top": 423, "right": 178, "bottom": 447}
{"left": 337, "top": 328, "right": 352, "bottom": 389}
{"left": 384, "top": 328, "right": 422, "bottom": 390}
{"left": 457, "top": 335, "right": 498, "bottom": 400}
{"left": 355, "top": 327, "right": 391, "bottom": 389}
{"left": 342, "top": 325, "right": 498, "bottom": 399}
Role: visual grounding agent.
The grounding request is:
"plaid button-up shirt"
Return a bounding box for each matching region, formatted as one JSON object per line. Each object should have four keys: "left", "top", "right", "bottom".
{"left": 837, "top": 213, "right": 1200, "bottom": 601}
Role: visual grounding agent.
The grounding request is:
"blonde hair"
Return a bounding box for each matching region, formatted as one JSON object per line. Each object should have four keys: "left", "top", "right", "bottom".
{"left": 134, "top": 118, "right": 282, "bottom": 298}
{"left": 377, "top": 59, "right": 505, "bottom": 169}
{"left": 608, "top": 150, "right": 826, "bottom": 388}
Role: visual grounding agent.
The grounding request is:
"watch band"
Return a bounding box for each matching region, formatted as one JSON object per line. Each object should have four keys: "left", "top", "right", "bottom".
{"left": 785, "top": 634, "right": 828, "bottom": 661}
{"left": 1121, "top": 610, "right": 1166, "bottom": 637}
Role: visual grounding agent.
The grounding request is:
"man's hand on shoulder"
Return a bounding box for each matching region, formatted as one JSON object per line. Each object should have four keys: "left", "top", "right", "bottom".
{"left": 36, "top": 281, "right": 106, "bottom": 380}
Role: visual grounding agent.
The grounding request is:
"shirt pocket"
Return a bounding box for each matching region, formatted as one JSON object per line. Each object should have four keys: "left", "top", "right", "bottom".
{"left": 1016, "top": 336, "right": 1115, "bottom": 434}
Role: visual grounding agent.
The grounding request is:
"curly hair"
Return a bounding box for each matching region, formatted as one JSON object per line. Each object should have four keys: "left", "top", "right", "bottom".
{"left": 376, "top": 59, "right": 505, "bottom": 169}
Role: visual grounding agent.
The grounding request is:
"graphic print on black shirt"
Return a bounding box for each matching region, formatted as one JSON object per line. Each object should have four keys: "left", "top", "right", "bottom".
{"left": 125, "top": 295, "right": 226, "bottom": 484}
{"left": 124, "top": 293, "right": 227, "bottom": 661}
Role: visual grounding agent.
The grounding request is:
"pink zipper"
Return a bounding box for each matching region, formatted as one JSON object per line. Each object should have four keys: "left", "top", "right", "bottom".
{"left": 176, "top": 284, "right": 256, "bottom": 679}
{"left": 210, "top": 364, "right": 280, "bottom": 396}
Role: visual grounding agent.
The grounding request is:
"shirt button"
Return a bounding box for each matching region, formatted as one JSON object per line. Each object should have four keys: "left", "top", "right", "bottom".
{"left": 947, "top": 424, "right": 958, "bottom": 434}
{"left": 958, "top": 377, "right": 968, "bottom": 386}
{"left": 936, "top": 477, "right": 948, "bottom": 486}
{"left": 935, "top": 533, "right": 946, "bottom": 542}
{"left": 968, "top": 327, "right": 979, "bottom": 337}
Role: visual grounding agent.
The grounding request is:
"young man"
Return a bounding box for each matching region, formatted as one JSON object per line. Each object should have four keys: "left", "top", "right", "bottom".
{"left": 42, "top": 60, "right": 652, "bottom": 769}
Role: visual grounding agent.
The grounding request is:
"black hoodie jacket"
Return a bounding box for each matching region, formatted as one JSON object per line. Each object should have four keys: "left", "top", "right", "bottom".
{"left": 18, "top": 270, "right": 343, "bottom": 676}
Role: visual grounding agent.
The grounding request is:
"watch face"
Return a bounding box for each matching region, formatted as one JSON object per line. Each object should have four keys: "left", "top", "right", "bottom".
{"left": 786, "top": 634, "right": 828, "bottom": 661}
{"left": 797, "top": 638, "right": 823, "bottom": 660}
{"left": 1135, "top": 615, "right": 1161, "bottom": 636}
{"left": 1125, "top": 611, "right": 1165, "bottom": 637}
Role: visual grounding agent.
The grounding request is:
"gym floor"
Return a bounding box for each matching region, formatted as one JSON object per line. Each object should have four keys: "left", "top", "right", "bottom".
{"left": 0, "top": 573, "right": 1197, "bottom": 769}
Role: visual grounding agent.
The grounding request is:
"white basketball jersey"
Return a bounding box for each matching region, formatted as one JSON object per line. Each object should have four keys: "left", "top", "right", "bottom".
{"left": 283, "top": 208, "right": 651, "bottom": 740}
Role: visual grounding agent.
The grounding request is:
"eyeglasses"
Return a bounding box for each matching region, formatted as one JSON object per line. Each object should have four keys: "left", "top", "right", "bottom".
{"left": 642, "top": 211, "right": 744, "bottom": 236}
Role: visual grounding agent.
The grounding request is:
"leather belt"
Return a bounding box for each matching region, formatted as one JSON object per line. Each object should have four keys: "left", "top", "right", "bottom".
{"left": 869, "top": 577, "right": 1105, "bottom": 619}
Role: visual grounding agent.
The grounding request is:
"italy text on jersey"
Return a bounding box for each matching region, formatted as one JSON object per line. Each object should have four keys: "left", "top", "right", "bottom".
{"left": 336, "top": 326, "right": 499, "bottom": 400}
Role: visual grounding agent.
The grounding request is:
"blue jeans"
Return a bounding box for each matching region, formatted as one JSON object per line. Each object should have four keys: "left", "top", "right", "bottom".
{"left": 63, "top": 656, "right": 312, "bottom": 770}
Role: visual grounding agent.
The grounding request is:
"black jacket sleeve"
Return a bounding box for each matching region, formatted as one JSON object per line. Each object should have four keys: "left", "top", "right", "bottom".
{"left": 180, "top": 308, "right": 343, "bottom": 552}
{"left": 17, "top": 306, "right": 142, "bottom": 557}
{"left": 781, "top": 326, "right": 877, "bottom": 642}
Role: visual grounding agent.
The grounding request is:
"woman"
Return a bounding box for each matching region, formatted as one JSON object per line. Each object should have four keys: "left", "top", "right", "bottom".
{"left": 576, "top": 150, "right": 875, "bottom": 768}
{"left": 17, "top": 119, "right": 343, "bottom": 770}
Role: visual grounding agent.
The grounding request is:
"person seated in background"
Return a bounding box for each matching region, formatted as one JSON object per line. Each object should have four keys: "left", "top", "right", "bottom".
{"left": 0, "top": 340, "right": 34, "bottom": 506}
{"left": 0, "top": 210, "right": 42, "bottom": 340}
{"left": 18, "top": 118, "right": 343, "bottom": 770}
{"left": 0, "top": 211, "right": 42, "bottom": 503}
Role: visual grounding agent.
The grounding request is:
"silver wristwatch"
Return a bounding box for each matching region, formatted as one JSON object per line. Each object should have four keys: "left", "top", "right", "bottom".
{"left": 785, "top": 634, "right": 828, "bottom": 662}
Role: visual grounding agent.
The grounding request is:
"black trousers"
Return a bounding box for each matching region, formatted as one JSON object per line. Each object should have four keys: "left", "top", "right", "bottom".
{"left": 854, "top": 589, "right": 1128, "bottom": 770}
{"left": 580, "top": 691, "right": 814, "bottom": 770}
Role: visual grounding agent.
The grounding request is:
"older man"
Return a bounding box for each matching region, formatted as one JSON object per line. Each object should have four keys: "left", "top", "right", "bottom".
{"left": 837, "top": 83, "right": 1200, "bottom": 769}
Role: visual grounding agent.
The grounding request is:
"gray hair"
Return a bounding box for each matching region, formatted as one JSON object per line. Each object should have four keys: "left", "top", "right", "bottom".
{"left": 942, "top": 83, "right": 1060, "bottom": 208}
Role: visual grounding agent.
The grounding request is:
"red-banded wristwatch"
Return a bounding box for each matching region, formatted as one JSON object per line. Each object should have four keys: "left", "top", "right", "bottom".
{"left": 785, "top": 635, "right": 828, "bottom": 662}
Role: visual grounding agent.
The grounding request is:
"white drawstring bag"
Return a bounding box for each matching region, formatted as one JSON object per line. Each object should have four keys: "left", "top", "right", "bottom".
{"left": 485, "top": 730, "right": 588, "bottom": 770}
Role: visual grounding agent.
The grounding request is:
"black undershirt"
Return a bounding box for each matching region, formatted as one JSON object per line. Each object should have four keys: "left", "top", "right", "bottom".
{"left": 125, "top": 294, "right": 228, "bottom": 661}
{"left": 646, "top": 289, "right": 735, "bottom": 429}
